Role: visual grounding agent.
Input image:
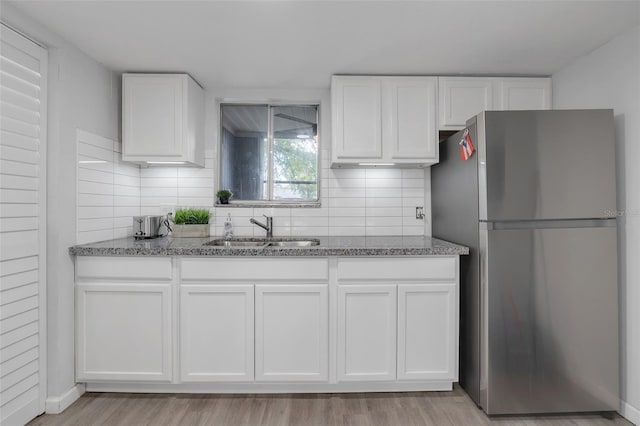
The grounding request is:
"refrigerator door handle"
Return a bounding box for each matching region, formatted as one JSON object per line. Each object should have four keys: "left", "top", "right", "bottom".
{"left": 480, "top": 218, "right": 616, "bottom": 231}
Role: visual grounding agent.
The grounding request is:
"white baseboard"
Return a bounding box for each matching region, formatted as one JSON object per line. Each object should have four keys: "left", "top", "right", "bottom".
{"left": 621, "top": 400, "right": 640, "bottom": 425}
{"left": 45, "top": 383, "right": 86, "bottom": 414}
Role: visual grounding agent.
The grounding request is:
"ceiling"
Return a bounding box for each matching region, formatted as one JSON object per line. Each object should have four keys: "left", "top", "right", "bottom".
{"left": 6, "top": 1, "right": 640, "bottom": 89}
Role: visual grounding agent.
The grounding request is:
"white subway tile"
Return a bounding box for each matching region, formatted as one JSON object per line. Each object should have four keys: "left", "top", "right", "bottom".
{"left": 141, "top": 196, "right": 178, "bottom": 207}
{"left": 366, "top": 207, "right": 403, "bottom": 217}
{"left": 365, "top": 198, "right": 403, "bottom": 208}
{"left": 329, "top": 217, "right": 364, "bottom": 227}
{"left": 115, "top": 206, "right": 141, "bottom": 217}
{"left": 402, "top": 178, "right": 425, "bottom": 189}
{"left": 365, "top": 168, "right": 402, "bottom": 179}
{"left": 77, "top": 206, "right": 113, "bottom": 219}
{"left": 329, "top": 169, "right": 366, "bottom": 179}
{"left": 291, "top": 226, "right": 329, "bottom": 237}
{"left": 327, "top": 178, "right": 366, "bottom": 189}
{"left": 115, "top": 195, "right": 140, "bottom": 207}
{"left": 177, "top": 197, "right": 214, "bottom": 206}
{"left": 402, "top": 169, "right": 425, "bottom": 179}
{"left": 140, "top": 177, "right": 178, "bottom": 188}
{"left": 78, "top": 168, "right": 113, "bottom": 184}
{"left": 114, "top": 185, "right": 140, "bottom": 197}
{"left": 366, "top": 178, "right": 402, "bottom": 189}
{"left": 78, "top": 194, "right": 113, "bottom": 207}
{"left": 329, "top": 207, "right": 366, "bottom": 217}
{"left": 402, "top": 197, "right": 425, "bottom": 207}
{"left": 365, "top": 217, "right": 402, "bottom": 227}
{"left": 78, "top": 143, "right": 113, "bottom": 161}
{"left": 140, "top": 167, "right": 178, "bottom": 178}
{"left": 328, "top": 188, "right": 366, "bottom": 198}
{"left": 327, "top": 197, "right": 365, "bottom": 208}
{"left": 402, "top": 225, "right": 426, "bottom": 236}
{"left": 77, "top": 217, "right": 114, "bottom": 232}
{"left": 366, "top": 226, "right": 403, "bottom": 236}
{"left": 77, "top": 229, "right": 113, "bottom": 245}
{"left": 177, "top": 177, "right": 214, "bottom": 188}
{"left": 330, "top": 226, "right": 366, "bottom": 236}
{"left": 291, "top": 216, "right": 329, "bottom": 227}
{"left": 78, "top": 181, "right": 114, "bottom": 196}
{"left": 291, "top": 207, "right": 328, "bottom": 217}
{"left": 365, "top": 188, "right": 400, "bottom": 198}
{"left": 402, "top": 187, "right": 425, "bottom": 198}
{"left": 114, "top": 174, "right": 139, "bottom": 187}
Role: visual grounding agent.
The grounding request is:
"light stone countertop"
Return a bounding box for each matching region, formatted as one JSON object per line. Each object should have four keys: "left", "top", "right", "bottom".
{"left": 69, "top": 236, "right": 469, "bottom": 257}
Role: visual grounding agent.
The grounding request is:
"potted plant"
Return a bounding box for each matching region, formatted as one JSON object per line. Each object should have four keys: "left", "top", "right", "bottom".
{"left": 216, "top": 189, "right": 233, "bottom": 204}
{"left": 171, "top": 208, "right": 210, "bottom": 238}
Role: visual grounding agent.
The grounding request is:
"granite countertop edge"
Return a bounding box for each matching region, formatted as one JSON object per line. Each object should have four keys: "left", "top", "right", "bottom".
{"left": 69, "top": 236, "right": 469, "bottom": 257}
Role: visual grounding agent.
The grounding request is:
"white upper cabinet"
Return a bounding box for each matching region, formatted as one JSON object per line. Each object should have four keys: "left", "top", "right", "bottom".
{"left": 383, "top": 77, "right": 438, "bottom": 161}
{"left": 495, "top": 78, "right": 552, "bottom": 110}
{"left": 438, "top": 77, "right": 494, "bottom": 130}
{"left": 122, "top": 73, "right": 205, "bottom": 167}
{"left": 331, "top": 75, "right": 438, "bottom": 167}
{"left": 438, "top": 76, "right": 552, "bottom": 129}
{"left": 332, "top": 76, "right": 382, "bottom": 160}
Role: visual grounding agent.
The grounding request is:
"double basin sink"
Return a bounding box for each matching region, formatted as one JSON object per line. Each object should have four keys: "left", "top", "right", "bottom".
{"left": 204, "top": 238, "right": 320, "bottom": 248}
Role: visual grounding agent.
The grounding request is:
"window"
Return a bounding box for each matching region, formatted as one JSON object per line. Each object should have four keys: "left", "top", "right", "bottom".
{"left": 220, "top": 104, "right": 319, "bottom": 204}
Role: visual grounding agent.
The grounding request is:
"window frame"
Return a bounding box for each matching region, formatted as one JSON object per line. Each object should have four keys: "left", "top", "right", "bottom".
{"left": 217, "top": 101, "right": 321, "bottom": 207}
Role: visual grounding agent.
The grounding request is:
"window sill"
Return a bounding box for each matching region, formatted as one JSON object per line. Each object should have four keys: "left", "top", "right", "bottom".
{"left": 214, "top": 202, "right": 321, "bottom": 208}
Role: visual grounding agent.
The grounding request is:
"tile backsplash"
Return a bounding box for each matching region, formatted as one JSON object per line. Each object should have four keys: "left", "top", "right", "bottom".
{"left": 76, "top": 129, "right": 141, "bottom": 244}
{"left": 137, "top": 148, "right": 430, "bottom": 238}
{"left": 77, "top": 140, "right": 430, "bottom": 240}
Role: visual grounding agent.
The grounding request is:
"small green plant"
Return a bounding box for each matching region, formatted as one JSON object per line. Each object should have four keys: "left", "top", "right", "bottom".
{"left": 216, "top": 189, "right": 233, "bottom": 204}
{"left": 173, "top": 208, "right": 210, "bottom": 225}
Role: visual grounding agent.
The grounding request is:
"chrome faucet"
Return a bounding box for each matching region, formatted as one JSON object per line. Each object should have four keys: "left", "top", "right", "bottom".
{"left": 250, "top": 215, "right": 273, "bottom": 238}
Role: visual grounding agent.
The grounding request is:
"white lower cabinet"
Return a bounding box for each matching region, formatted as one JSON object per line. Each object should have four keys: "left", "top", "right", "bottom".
{"left": 255, "top": 285, "right": 329, "bottom": 382}
{"left": 337, "top": 285, "right": 397, "bottom": 381}
{"left": 76, "top": 283, "right": 172, "bottom": 381}
{"left": 76, "top": 256, "right": 459, "bottom": 392}
{"left": 397, "top": 284, "right": 457, "bottom": 381}
{"left": 180, "top": 285, "right": 254, "bottom": 382}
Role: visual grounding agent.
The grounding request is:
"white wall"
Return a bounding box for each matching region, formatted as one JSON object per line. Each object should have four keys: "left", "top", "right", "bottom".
{"left": 1, "top": 3, "right": 121, "bottom": 405}
{"left": 553, "top": 26, "right": 640, "bottom": 423}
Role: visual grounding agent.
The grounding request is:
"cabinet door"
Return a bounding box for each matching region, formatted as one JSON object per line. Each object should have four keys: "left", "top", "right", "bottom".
{"left": 123, "top": 74, "right": 183, "bottom": 158}
{"left": 337, "top": 285, "right": 396, "bottom": 381}
{"left": 180, "top": 285, "right": 254, "bottom": 382}
{"left": 383, "top": 77, "right": 438, "bottom": 162}
{"left": 397, "top": 284, "right": 457, "bottom": 381}
{"left": 255, "top": 285, "right": 328, "bottom": 382}
{"left": 438, "top": 77, "right": 494, "bottom": 130}
{"left": 496, "top": 78, "right": 552, "bottom": 110}
{"left": 76, "top": 283, "right": 172, "bottom": 381}
{"left": 331, "top": 76, "right": 382, "bottom": 160}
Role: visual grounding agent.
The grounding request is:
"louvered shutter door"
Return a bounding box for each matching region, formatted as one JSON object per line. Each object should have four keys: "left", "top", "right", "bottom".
{"left": 0, "top": 24, "right": 47, "bottom": 426}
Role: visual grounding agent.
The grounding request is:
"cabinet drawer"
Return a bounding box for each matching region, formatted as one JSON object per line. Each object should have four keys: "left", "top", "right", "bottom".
{"left": 180, "top": 258, "right": 329, "bottom": 281}
{"left": 337, "top": 257, "right": 456, "bottom": 281}
{"left": 76, "top": 257, "right": 172, "bottom": 280}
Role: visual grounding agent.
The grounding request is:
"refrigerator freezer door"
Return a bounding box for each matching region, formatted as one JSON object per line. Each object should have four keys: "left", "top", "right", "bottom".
{"left": 479, "top": 110, "right": 616, "bottom": 221}
{"left": 479, "top": 224, "right": 619, "bottom": 415}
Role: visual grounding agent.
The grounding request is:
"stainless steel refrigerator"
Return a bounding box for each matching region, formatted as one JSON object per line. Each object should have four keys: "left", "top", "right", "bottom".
{"left": 431, "top": 110, "right": 619, "bottom": 415}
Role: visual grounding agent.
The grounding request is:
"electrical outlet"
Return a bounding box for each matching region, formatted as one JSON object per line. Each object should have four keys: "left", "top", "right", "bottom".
{"left": 416, "top": 207, "right": 425, "bottom": 220}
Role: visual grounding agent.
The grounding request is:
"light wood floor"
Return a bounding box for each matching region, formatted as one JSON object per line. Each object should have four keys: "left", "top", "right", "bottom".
{"left": 28, "top": 386, "right": 632, "bottom": 426}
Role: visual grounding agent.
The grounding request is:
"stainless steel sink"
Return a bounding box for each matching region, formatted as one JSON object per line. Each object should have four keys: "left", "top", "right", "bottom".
{"left": 267, "top": 240, "right": 320, "bottom": 247}
{"left": 204, "top": 238, "right": 320, "bottom": 248}
{"left": 205, "top": 239, "right": 268, "bottom": 247}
